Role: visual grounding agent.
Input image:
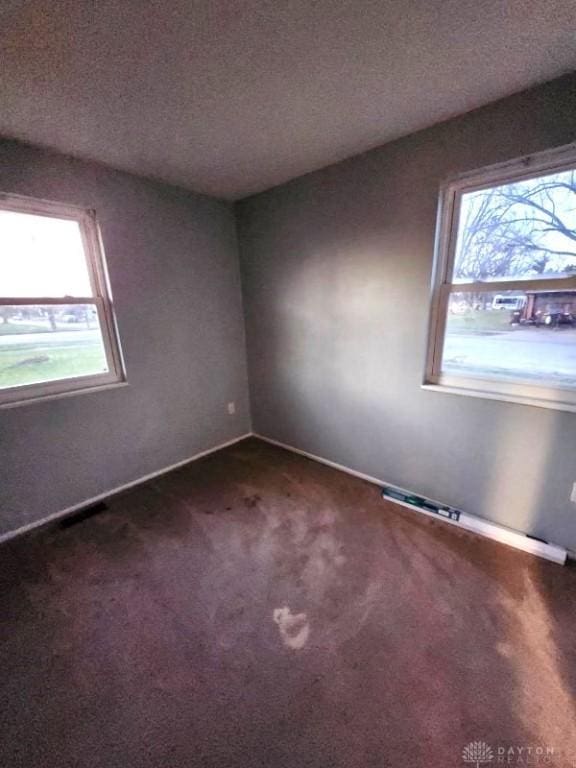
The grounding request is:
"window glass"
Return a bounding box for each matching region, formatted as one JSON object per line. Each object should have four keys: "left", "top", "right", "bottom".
{"left": 0, "top": 197, "right": 122, "bottom": 404}
{"left": 442, "top": 290, "right": 576, "bottom": 387}
{"left": 453, "top": 168, "right": 576, "bottom": 283}
{"left": 0, "top": 304, "right": 108, "bottom": 389}
{"left": 0, "top": 210, "right": 92, "bottom": 297}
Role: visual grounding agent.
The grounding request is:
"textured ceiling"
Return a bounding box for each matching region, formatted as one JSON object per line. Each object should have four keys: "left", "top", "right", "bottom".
{"left": 1, "top": 0, "right": 575, "bottom": 200}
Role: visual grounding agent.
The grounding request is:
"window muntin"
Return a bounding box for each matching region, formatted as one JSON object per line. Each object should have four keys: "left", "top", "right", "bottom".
{"left": 0, "top": 194, "right": 124, "bottom": 405}
{"left": 426, "top": 145, "right": 576, "bottom": 411}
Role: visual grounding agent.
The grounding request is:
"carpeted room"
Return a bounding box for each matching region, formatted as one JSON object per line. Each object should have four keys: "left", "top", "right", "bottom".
{"left": 1, "top": 2, "right": 576, "bottom": 767}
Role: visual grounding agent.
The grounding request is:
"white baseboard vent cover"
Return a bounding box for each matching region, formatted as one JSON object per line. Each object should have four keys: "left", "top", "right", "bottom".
{"left": 255, "top": 434, "right": 567, "bottom": 566}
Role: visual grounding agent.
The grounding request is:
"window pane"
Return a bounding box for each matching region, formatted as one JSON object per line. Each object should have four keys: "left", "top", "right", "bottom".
{"left": 0, "top": 304, "right": 108, "bottom": 390}
{"left": 0, "top": 211, "right": 92, "bottom": 297}
{"left": 453, "top": 168, "right": 576, "bottom": 283}
{"left": 442, "top": 291, "right": 576, "bottom": 386}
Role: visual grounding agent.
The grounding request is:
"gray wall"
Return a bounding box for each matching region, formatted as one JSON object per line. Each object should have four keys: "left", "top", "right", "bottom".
{"left": 0, "top": 140, "right": 250, "bottom": 537}
{"left": 237, "top": 74, "right": 576, "bottom": 551}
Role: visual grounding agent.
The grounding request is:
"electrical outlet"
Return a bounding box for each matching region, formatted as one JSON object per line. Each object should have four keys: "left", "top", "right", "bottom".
{"left": 227, "top": 401, "right": 236, "bottom": 415}
{"left": 571, "top": 483, "right": 576, "bottom": 504}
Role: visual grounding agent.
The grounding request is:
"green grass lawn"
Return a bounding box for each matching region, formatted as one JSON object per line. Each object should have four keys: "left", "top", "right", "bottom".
{"left": 446, "top": 309, "right": 514, "bottom": 334}
{"left": 0, "top": 336, "right": 108, "bottom": 388}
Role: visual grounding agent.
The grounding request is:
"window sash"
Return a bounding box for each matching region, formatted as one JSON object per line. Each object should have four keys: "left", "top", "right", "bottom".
{"left": 0, "top": 193, "right": 102, "bottom": 299}
{"left": 0, "top": 366, "right": 122, "bottom": 407}
{"left": 425, "top": 142, "right": 576, "bottom": 411}
{"left": 0, "top": 194, "right": 124, "bottom": 406}
{"left": 0, "top": 297, "right": 123, "bottom": 406}
{"left": 429, "top": 277, "right": 576, "bottom": 386}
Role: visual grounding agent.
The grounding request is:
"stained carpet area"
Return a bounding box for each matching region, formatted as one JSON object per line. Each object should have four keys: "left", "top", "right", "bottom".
{"left": 1, "top": 437, "right": 576, "bottom": 768}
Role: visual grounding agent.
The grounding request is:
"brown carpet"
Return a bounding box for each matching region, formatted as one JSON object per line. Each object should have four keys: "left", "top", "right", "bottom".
{"left": 1, "top": 437, "right": 575, "bottom": 768}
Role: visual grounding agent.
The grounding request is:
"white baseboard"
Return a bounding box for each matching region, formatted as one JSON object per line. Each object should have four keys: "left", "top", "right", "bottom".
{"left": 0, "top": 432, "right": 253, "bottom": 545}
{"left": 255, "top": 433, "right": 567, "bottom": 565}
{"left": 4, "top": 429, "right": 568, "bottom": 566}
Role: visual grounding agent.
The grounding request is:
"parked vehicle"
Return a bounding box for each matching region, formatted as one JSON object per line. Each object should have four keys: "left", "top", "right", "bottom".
{"left": 492, "top": 295, "right": 525, "bottom": 311}
{"left": 510, "top": 290, "right": 576, "bottom": 327}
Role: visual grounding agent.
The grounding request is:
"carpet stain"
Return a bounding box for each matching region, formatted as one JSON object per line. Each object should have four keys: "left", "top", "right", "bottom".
{"left": 273, "top": 606, "right": 310, "bottom": 650}
{"left": 1, "top": 437, "right": 576, "bottom": 768}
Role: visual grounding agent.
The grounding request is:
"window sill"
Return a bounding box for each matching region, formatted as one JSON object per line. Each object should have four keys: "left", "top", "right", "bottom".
{"left": 1, "top": 380, "right": 129, "bottom": 409}
{"left": 421, "top": 382, "right": 576, "bottom": 413}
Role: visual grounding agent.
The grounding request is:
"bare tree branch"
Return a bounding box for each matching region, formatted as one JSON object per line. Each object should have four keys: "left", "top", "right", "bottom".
{"left": 455, "top": 171, "right": 576, "bottom": 280}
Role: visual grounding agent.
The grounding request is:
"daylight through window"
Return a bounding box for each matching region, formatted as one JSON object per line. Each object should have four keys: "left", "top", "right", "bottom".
{"left": 0, "top": 194, "right": 124, "bottom": 405}
{"left": 426, "top": 146, "right": 576, "bottom": 410}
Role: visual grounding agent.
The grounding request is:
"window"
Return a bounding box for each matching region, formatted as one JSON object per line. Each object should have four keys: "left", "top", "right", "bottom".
{"left": 425, "top": 144, "right": 576, "bottom": 411}
{"left": 0, "top": 193, "right": 124, "bottom": 405}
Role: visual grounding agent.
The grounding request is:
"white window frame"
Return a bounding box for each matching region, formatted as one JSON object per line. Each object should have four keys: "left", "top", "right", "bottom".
{"left": 424, "top": 142, "right": 576, "bottom": 413}
{"left": 0, "top": 193, "right": 125, "bottom": 406}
